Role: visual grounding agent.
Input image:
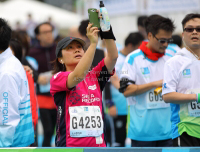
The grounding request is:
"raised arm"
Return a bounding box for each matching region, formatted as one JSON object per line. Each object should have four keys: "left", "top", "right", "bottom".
{"left": 104, "top": 39, "right": 118, "bottom": 73}
{"left": 67, "top": 24, "right": 99, "bottom": 88}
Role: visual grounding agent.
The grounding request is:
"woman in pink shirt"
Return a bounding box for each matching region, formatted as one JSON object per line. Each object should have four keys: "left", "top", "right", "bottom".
{"left": 50, "top": 23, "right": 118, "bottom": 147}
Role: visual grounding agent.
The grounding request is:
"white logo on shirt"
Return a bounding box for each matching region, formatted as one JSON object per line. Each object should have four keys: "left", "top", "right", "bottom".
{"left": 54, "top": 72, "right": 61, "bottom": 79}
{"left": 88, "top": 84, "right": 97, "bottom": 90}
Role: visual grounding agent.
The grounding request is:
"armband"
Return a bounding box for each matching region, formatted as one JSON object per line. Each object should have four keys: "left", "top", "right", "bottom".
{"left": 99, "top": 25, "right": 116, "bottom": 40}
{"left": 119, "top": 77, "right": 135, "bottom": 93}
{"left": 105, "top": 100, "right": 115, "bottom": 108}
{"left": 196, "top": 93, "right": 200, "bottom": 103}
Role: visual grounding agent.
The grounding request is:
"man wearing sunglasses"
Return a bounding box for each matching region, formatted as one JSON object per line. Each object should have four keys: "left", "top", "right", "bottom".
{"left": 162, "top": 13, "right": 200, "bottom": 147}
{"left": 120, "top": 15, "right": 175, "bottom": 147}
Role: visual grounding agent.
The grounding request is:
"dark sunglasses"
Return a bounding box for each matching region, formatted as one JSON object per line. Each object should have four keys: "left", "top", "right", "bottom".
{"left": 154, "top": 35, "right": 173, "bottom": 44}
{"left": 184, "top": 27, "right": 200, "bottom": 33}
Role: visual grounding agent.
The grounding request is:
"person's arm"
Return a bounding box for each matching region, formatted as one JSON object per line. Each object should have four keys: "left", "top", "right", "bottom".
{"left": 67, "top": 23, "right": 99, "bottom": 89}
{"left": 163, "top": 92, "right": 196, "bottom": 104}
{"left": 110, "top": 73, "right": 120, "bottom": 89}
{"left": 0, "top": 73, "right": 20, "bottom": 147}
{"left": 161, "top": 58, "right": 195, "bottom": 104}
{"left": 123, "top": 80, "right": 162, "bottom": 97}
{"left": 104, "top": 39, "right": 118, "bottom": 73}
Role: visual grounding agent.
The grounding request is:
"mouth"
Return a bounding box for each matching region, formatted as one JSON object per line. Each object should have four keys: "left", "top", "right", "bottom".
{"left": 191, "top": 37, "right": 199, "bottom": 41}
{"left": 75, "top": 55, "right": 82, "bottom": 58}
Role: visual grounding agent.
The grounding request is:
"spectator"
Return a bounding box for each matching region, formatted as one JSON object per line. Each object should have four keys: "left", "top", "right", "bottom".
{"left": 28, "top": 22, "right": 57, "bottom": 147}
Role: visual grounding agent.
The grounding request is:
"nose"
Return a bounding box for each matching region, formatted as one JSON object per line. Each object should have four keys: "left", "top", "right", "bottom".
{"left": 74, "top": 47, "right": 80, "bottom": 53}
{"left": 162, "top": 41, "right": 168, "bottom": 46}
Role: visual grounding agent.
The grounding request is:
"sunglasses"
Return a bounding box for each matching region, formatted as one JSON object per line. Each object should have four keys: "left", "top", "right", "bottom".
{"left": 154, "top": 35, "right": 173, "bottom": 44}
{"left": 184, "top": 27, "right": 200, "bottom": 33}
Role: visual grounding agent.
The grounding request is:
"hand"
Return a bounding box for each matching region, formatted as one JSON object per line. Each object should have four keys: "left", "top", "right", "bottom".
{"left": 108, "top": 106, "right": 117, "bottom": 117}
{"left": 23, "top": 65, "right": 33, "bottom": 77}
{"left": 86, "top": 23, "right": 99, "bottom": 44}
{"left": 153, "top": 80, "right": 163, "bottom": 88}
{"left": 37, "top": 75, "right": 48, "bottom": 85}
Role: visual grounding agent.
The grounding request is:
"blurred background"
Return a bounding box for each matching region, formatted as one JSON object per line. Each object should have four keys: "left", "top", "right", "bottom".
{"left": 0, "top": 0, "right": 200, "bottom": 46}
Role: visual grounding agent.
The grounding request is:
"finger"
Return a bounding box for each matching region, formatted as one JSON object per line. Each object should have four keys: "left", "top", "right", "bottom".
{"left": 90, "top": 27, "right": 98, "bottom": 32}
{"left": 86, "top": 23, "right": 93, "bottom": 33}
{"left": 98, "top": 16, "right": 102, "bottom": 19}
{"left": 92, "top": 29, "right": 100, "bottom": 35}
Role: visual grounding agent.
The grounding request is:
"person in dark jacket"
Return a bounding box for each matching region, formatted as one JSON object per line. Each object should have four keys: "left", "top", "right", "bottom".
{"left": 28, "top": 22, "right": 57, "bottom": 147}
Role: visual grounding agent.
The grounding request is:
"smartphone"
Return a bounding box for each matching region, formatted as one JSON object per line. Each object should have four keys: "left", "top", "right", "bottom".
{"left": 88, "top": 8, "right": 100, "bottom": 28}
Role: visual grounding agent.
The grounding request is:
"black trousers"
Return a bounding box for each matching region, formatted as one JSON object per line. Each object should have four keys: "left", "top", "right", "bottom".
{"left": 113, "top": 115, "right": 127, "bottom": 147}
{"left": 173, "top": 132, "right": 200, "bottom": 147}
{"left": 40, "top": 108, "right": 57, "bottom": 147}
{"left": 131, "top": 138, "right": 173, "bottom": 147}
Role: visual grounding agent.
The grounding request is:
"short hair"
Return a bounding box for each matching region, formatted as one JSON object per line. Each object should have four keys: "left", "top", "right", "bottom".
{"left": 34, "top": 22, "right": 53, "bottom": 35}
{"left": 182, "top": 13, "right": 200, "bottom": 29}
{"left": 78, "top": 19, "right": 89, "bottom": 37}
{"left": 9, "top": 39, "right": 23, "bottom": 62}
{"left": 172, "top": 35, "right": 182, "bottom": 47}
{"left": 137, "top": 16, "right": 148, "bottom": 27}
{"left": 144, "top": 14, "right": 175, "bottom": 36}
{"left": 125, "top": 32, "right": 144, "bottom": 46}
{"left": 0, "top": 18, "right": 12, "bottom": 51}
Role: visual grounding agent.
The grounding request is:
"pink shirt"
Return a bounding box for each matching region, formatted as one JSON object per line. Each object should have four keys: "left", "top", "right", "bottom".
{"left": 50, "top": 59, "right": 114, "bottom": 147}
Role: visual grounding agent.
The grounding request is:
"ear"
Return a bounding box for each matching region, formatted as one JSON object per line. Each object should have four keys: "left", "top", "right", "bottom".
{"left": 182, "top": 33, "right": 184, "bottom": 40}
{"left": 58, "top": 58, "right": 63, "bottom": 64}
{"left": 147, "top": 32, "right": 153, "bottom": 40}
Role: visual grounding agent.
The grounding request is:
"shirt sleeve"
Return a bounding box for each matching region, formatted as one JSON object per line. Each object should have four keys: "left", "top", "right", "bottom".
{"left": 0, "top": 73, "right": 20, "bottom": 147}
{"left": 120, "top": 55, "right": 136, "bottom": 82}
{"left": 162, "top": 61, "right": 179, "bottom": 95}
{"left": 50, "top": 71, "right": 71, "bottom": 97}
{"left": 90, "top": 58, "right": 115, "bottom": 91}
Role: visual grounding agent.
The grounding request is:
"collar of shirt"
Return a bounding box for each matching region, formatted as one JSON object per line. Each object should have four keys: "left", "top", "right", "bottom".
{"left": 176, "top": 47, "right": 199, "bottom": 61}
{"left": 0, "top": 47, "right": 13, "bottom": 65}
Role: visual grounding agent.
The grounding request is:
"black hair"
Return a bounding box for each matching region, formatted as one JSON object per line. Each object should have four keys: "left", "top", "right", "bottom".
{"left": 172, "top": 35, "right": 182, "bottom": 47}
{"left": 0, "top": 18, "right": 12, "bottom": 51}
{"left": 182, "top": 13, "right": 200, "bottom": 29}
{"left": 144, "top": 14, "right": 175, "bottom": 36}
{"left": 11, "top": 30, "right": 30, "bottom": 56}
{"left": 9, "top": 39, "right": 23, "bottom": 62}
{"left": 125, "top": 32, "right": 144, "bottom": 46}
{"left": 78, "top": 19, "right": 89, "bottom": 37}
{"left": 137, "top": 16, "right": 148, "bottom": 27}
{"left": 34, "top": 22, "right": 54, "bottom": 35}
{"left": 52, "top": 49, "right": 66, "bottom": 75}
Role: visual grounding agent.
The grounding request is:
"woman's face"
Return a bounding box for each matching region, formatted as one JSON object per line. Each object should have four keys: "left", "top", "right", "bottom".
{"left": 60, "top": 40, "right": 84, "bottom": 68}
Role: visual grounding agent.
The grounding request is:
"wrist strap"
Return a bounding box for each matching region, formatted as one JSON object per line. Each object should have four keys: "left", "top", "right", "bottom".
{"left": 99, "top": 25, "right": 116, "bottom": 40}
{"left": 197, "top": 93, "right": 200, "bottom": 103}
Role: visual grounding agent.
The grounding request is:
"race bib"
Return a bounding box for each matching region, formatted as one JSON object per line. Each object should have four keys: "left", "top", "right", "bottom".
{"left": 69, "top": 106, "right": 103, "bottom": 137}
{"left": 186, "top": 89, "right": 200, "bottom": 117}
{"left": 146, "top": 89, "right": 169, "bottom": 109}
